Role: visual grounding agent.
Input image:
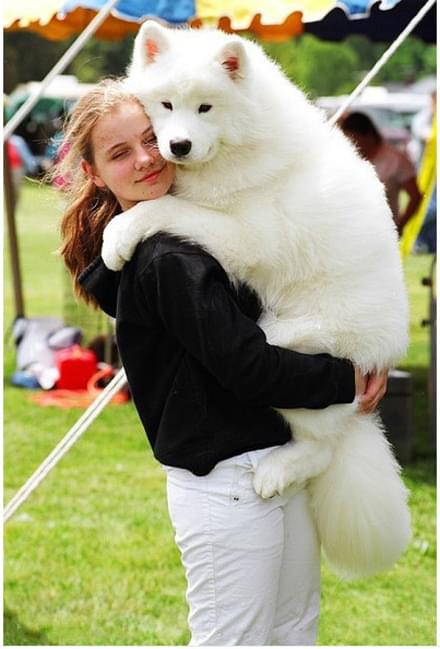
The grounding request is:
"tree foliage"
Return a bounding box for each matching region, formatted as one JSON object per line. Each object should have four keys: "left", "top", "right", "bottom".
{"left": 4, "top": 30, "right": 436, "bottom": 98}
{"left": 3, "top": 32, "right": 134, "bottom": 94}
{"left": 67, "top": 35, "right": 135, "bottom": 82}
{"left": 262, "top": 34, "right": 436, "bottom": 97}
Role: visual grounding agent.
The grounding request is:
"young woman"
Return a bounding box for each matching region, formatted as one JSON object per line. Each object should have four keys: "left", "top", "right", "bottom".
{"left": 59, "top": 79, "right": 387, "bottom": 646}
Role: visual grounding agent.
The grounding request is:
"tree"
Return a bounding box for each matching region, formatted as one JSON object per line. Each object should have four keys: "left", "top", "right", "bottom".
{"left": 373, "top": 36, "right": 436, "bottom": 84}
{"left": 260, "top": 34, "right": 435, "bottom": 97}
{"left": 67, "top": 35, "right": 134, "bottom": 82}
{"left": 4, "top": 30, "right": 435, "bottom": 98}
{"left": 4, "top": 32, "right": 70, "bottom": 94}
{"left": 4, "top": 31, "right": 134, "bottom": 94}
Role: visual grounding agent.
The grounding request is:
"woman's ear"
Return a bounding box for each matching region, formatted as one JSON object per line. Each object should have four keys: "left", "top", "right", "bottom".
{"left": 81, "top": 159, "right": 106, "bottom": 188}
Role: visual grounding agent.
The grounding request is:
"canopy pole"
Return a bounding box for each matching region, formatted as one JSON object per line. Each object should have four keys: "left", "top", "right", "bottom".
{"left": 330, "top": 0, "right": 437, "bottom": 125}
{"left": 3, "top": 141, "right": 25, "bottom": 318}
{"left": 3, "top": 0, "right": 119, "bottom": 141}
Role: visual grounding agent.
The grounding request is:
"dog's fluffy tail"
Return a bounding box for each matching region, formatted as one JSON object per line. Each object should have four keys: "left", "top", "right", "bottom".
{"left": 308, "top": 414, "right": 411, "bottom": 579}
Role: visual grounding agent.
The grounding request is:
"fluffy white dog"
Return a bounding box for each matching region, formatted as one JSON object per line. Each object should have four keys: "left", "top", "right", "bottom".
{"left": 102, "top": 22, "right": 411, "bottom": 579}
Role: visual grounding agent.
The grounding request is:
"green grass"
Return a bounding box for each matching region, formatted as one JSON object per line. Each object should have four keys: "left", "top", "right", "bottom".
{"left": 4, "top": 181, "right": 436, "bottom": 645}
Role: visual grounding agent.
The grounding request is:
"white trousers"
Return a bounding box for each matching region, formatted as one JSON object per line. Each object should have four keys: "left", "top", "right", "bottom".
{"left": 164, "top": 446, "right": 320, "bottom": 646}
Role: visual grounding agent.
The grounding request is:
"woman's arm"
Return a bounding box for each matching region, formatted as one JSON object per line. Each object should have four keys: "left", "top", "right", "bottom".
{"left": 397, "top": 176, "right": 422, "bottom": 235}
{"left": 139, "top": 246, "right": 356, "bottom": 410}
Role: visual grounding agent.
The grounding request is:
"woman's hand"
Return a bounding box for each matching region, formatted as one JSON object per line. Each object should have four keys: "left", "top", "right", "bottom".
{"left": 355, "top": 367, "right": 388, "bottom": 414}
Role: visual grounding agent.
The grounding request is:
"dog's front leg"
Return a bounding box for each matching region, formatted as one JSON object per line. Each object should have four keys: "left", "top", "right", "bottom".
{"left": 101, "top": 194, "right": 232, "bottom": 271}
{"left": 259, "top": 312, "right": 337, "bottom": 355}
{"left": 102, "top": 198, "right": 176, "bottom": 270}
{"left": 253, "top": 438, "right": 333, "bottom": 499}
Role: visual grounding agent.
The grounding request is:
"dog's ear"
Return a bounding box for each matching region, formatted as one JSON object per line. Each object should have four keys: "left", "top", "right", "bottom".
{"left": 216, "top": 39, "right": 247, "bottom": 81}
{"left": 132, "top": 20, "right": 169, "bottom": 70}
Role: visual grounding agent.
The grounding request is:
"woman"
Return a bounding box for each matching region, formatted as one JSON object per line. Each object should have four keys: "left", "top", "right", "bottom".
{"left": 59, "top": 79, "right": 387, "bottom": 646}
{"left": 340, "top": 111, "right": 422, "bottom": 236}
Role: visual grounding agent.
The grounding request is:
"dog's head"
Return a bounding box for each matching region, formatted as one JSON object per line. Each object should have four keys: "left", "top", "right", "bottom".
{"left": 126, "top": 22, "right": 259, "bottom": 166}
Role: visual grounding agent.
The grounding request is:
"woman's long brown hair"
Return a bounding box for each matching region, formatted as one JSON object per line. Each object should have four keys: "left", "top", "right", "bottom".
{"left": 56, "top": 78, "right": 144, "bottom": 306}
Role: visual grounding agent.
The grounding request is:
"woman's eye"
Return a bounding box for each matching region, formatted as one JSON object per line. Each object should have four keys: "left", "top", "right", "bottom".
{"left": 143, "top": 138, "right": 158, "bottom": 150}
{"left": 198, "top": 104, "right": 212, "bottom": 114}
{"left": 112, "top": 150, "right": 127, "bottom": 159}
{"left": 162, "top": 102, "right": 173, "bottom": 111}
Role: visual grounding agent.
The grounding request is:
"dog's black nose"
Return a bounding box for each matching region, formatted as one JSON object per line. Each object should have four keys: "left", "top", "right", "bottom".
{"left": 170, "top": 139, "right": 192, "bottom": 157}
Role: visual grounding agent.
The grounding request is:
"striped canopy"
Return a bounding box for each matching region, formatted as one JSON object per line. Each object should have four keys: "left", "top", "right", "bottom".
{"left": 4, "top": 0, "right": 436, "bottom": 42}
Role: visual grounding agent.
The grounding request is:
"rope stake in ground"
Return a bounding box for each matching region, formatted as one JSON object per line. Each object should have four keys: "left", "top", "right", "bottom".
{"left": 3, "top": 368, "right": 127, "bottom": 525}
{"left": 330, "top": 0, "right": 436, "bottom": 126}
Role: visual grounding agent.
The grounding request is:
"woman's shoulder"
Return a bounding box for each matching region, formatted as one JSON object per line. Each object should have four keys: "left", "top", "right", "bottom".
{"left": 129, "top": 233, "right": 262, "bottom": 320}
{"left": 132, "top": 232, "right": 225, "bottom": 275}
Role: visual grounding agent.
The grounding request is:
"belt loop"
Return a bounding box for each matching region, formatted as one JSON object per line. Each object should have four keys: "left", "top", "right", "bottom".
{"left": 229, "top": 461, "right": 241, "bottom": 504}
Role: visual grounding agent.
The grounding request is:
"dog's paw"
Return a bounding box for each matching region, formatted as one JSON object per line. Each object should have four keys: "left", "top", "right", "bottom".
{"left": 101, "top": 242, "right": 126, "bottom": 272}
{"left": 101, "top": 217, "right": 137, "bottom": 271}
{"left": 253, "top": 455, "right": 297, "bottom": 499}
{"left": 253, "top": 467, "right": 282, "bottom": 499}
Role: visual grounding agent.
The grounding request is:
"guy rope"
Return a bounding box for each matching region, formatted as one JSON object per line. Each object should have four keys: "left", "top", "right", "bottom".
{"left": 4, "top": 368, "right": 127, "bottom": 524}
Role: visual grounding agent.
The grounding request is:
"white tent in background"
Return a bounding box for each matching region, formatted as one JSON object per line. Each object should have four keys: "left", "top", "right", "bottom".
{"left": 10, "top": 74, "right": 96, "bottom": 102}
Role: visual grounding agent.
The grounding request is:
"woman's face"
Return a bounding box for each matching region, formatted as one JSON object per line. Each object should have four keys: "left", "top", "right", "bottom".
{"left": 84, "top": 100, "right": 175, "bottom": 210}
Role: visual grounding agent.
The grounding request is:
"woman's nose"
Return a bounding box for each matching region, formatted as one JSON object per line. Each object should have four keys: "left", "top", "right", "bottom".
{"left": 134, "top": 148, "right": 154, "bottom": 168}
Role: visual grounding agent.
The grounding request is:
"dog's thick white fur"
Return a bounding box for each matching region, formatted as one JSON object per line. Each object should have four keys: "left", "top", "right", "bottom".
{"left": 102, "top": 22, "right": 411, "bottom": 579}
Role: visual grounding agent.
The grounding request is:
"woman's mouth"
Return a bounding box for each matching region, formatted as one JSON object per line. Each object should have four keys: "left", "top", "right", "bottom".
{"left": 137, "top": 165, "right": 166, "bottom": 183}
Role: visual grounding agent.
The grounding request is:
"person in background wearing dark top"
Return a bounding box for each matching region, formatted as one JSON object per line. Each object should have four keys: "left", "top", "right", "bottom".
{"left": 340, "top": 111, "right": 422, "bottom": 236}
{"left": 58, "top": 79, "right": 387, "bottom": 646}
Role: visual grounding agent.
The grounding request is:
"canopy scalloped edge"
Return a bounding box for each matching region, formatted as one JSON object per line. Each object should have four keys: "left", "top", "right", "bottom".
{"left": 3, "top": 0, "right": 416, "bottom": 42}
{"left": 2, "top": 0, "right": 406, "bottom": 28}
{"left": 4, "top": 7, "right": 305, "bottom": 41}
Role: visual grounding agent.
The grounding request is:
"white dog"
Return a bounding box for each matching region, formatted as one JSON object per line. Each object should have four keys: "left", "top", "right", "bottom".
{"left": 102, "top": 22, "right": 411, "bottom": 579}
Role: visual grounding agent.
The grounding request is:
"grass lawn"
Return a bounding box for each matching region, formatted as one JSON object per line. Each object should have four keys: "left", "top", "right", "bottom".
{"left": 4, "top": 181, "right": 436, "bottom": 645}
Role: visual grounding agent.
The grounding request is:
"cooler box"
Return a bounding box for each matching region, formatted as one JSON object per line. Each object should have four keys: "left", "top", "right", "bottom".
{"left": 55, "top": 345, "right": 97, "bottom": 390}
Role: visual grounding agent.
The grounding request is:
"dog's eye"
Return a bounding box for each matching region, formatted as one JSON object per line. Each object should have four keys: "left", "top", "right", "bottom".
{"left": 162, "top": 102, "right": 173, "bottom": 111}
{"left": 198, "top": 104, "right": 212, "bottom": 114}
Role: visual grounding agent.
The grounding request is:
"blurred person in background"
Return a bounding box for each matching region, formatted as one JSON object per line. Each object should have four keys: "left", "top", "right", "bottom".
{"left": 340, "top": 111, "right": 422, "bottom": 236}
{"left": 412, "top": 92, "right": 436, "bottom": 254}
{"left": 10, "top": 134, "right": 38, "bottom": 177}
{"left": 6, "top": 134, "right": 39, "bottom": 199}
{"left": 414, "top": 188, "right": 436, "bottom": 254}
{"left": 412, "top": 90, "right": 436, "bottom": 165}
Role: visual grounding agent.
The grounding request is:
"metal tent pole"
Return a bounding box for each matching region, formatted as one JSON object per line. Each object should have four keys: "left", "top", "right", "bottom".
{"left": 3, "top": 141, "right": 25, "bottom": 318}
{"left": 3, "top": 0, "right": 119, "bottom": 141}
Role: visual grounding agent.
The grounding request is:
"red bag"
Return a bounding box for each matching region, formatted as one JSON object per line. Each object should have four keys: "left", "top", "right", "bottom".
{"left": 55, "top": 345, "right": 97, "bottom": 390}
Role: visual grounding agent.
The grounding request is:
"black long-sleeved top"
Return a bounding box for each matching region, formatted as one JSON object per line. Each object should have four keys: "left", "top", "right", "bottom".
{"left": 79, "top": 233, "right": 355, "bottom": 475}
